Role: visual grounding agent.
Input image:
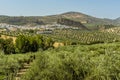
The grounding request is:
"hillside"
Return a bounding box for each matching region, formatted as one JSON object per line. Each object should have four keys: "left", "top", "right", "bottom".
{"left": 0, "top": 11, "right": 120, "bottom": 27}
{"left": 114, "top": 17, "right": 120, "bottom": 25}
{"left": 41, "top": 12, "right": 118, "bottom": 25}
{"left": 57, "top": 18, "right": 89, "bottom": 30}
{"left": 59, "top": 12, "right": 114, "bottom": 24}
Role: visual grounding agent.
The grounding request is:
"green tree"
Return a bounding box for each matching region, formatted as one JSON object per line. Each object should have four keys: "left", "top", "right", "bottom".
{"left": 0, "top": 38, "right": 15, "bottom": 54}
{"left": 16, "top": 35, "right": 30, "bottom": 53}
{"left": 42, "top": 37, "right": 54, "bottom": 50}
{"left": 29, "top": 36, "right": 40, "bottom": 52}
{"left": 16, "top": 35, "right": 54, "bottom": 53}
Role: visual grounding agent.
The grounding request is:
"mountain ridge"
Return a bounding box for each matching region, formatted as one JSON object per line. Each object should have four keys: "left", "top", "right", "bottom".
{"left": 0, "top": 11, "right": 119, "bottom": 26}
{"left": 37, "top": 11, "right": 120, "bottom": 25}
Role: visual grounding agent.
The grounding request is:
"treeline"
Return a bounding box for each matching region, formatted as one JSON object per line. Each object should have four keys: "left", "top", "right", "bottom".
{"left": 57, "top": 18, "right": 89, "bottom": 30}
{"left": 0, "top": 35, "right": 54, "bottom": 54}
{"left": 0, "top": 16, "right": 44, "bottom": 25}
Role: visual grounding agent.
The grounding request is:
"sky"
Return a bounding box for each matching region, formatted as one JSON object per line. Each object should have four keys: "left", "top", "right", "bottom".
{"left": 0, "top": 0, "right": 120, "bottom": 19}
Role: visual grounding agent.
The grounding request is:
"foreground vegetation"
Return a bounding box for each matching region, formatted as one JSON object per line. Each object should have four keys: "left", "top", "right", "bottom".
{"left": 0, "top": 52, "right": 35, "bottom": 80}
{"left": 0, "top": 28, "right": 120, "bottom": 80}
{"left": 22, "top": 43, "right": 120, "bottom": 80}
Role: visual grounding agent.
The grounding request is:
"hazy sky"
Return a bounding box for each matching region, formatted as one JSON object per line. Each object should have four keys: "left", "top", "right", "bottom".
{"left": 0, "top": 0, "right": 119, "bottom": 19}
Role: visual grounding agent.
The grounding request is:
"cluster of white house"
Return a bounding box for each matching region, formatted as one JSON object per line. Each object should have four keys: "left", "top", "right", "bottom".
{"left": 0, "top": 23, "right": 79, "bottom": 34}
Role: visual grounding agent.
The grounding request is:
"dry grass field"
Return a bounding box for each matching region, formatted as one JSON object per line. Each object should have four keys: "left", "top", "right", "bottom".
{"left": 53, "top": 42, "right": 64, "bottom": 48}
{"left": 0, "top": 35, "right": 17, "bottom": 43}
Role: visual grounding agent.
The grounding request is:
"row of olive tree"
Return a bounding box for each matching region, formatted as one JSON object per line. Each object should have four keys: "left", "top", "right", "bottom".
{"left": 0, "top": 35, "right": 54, "bottom": 54}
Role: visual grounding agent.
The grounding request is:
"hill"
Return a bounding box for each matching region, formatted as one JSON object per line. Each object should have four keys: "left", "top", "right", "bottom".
{"left": 0, "top": 12, "right": 120, "bottom": 28}
{"left": 41, "top": 11, "right": 117, "bottom": 25}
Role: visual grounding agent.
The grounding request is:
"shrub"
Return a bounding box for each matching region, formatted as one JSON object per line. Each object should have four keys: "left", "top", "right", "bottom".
{"left": 16, "top": 35, "right": 54, "bottom": 53}
{"left": 22, "top": 44, "right": 120, "bottom": 80}
{"left": 0, "top": 38, "right": 15, "bottom": 54}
